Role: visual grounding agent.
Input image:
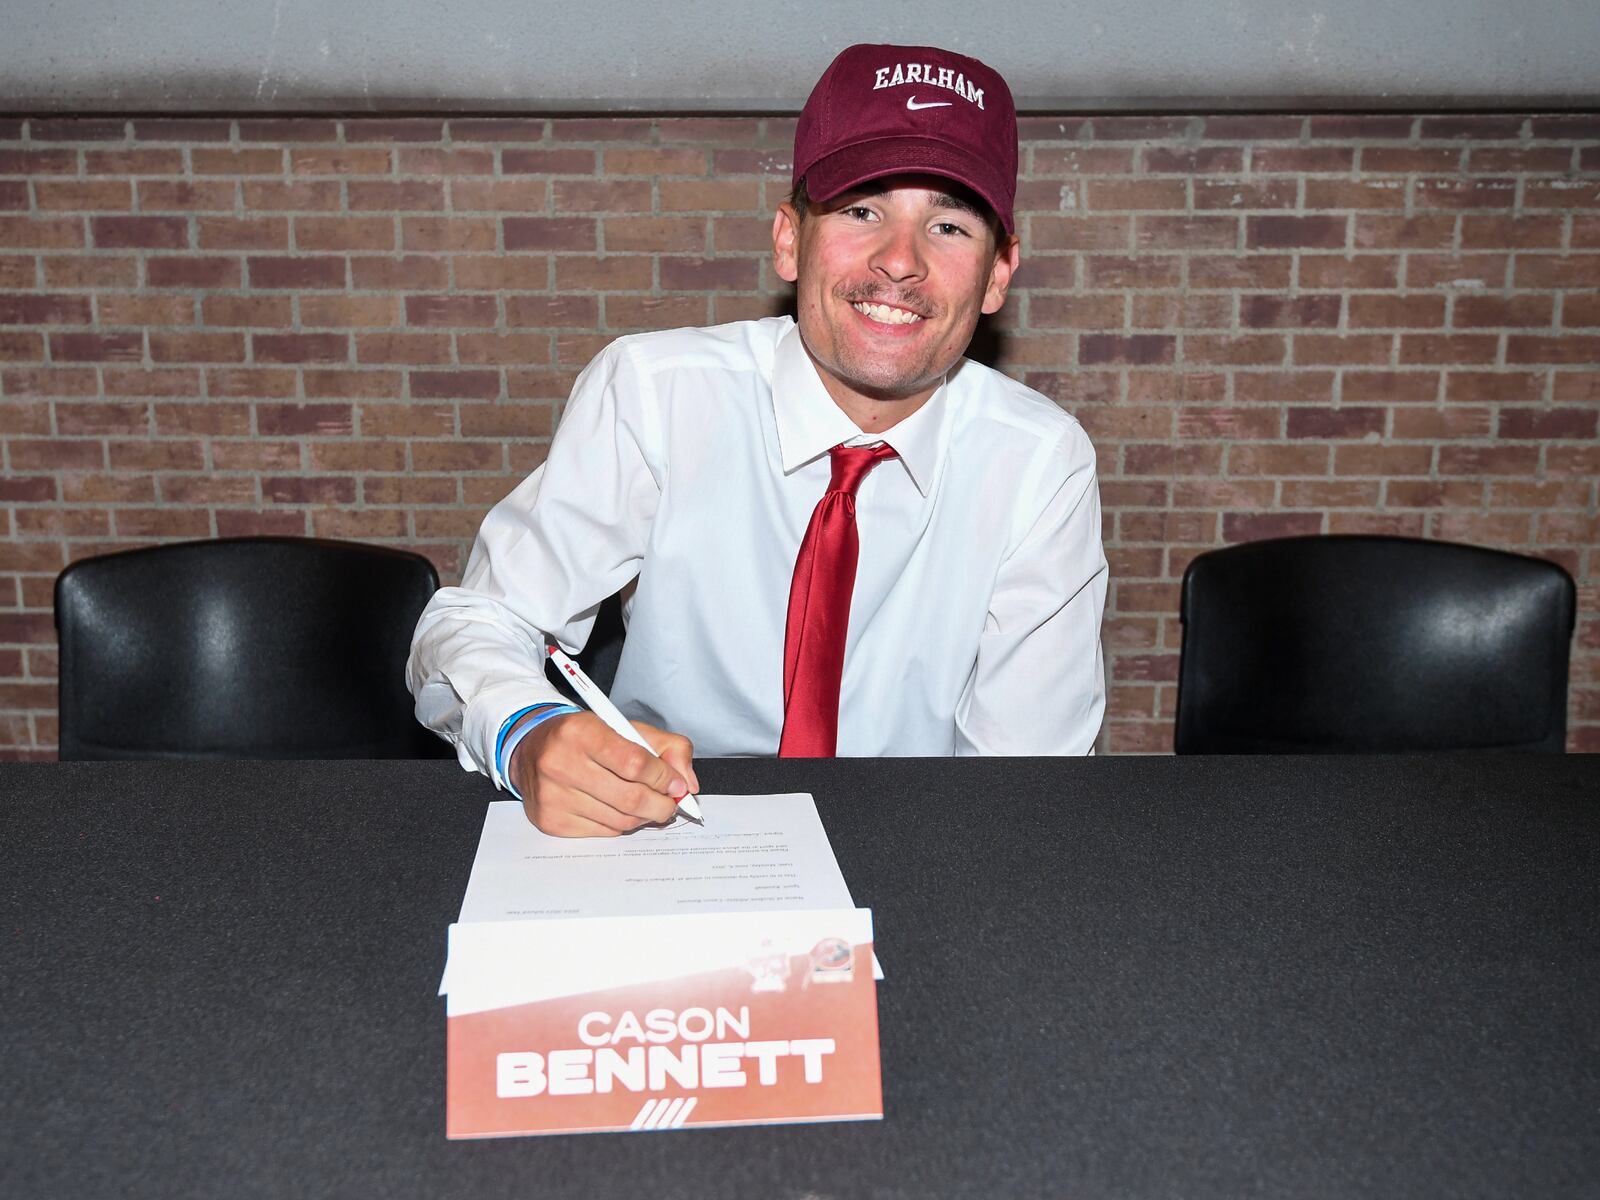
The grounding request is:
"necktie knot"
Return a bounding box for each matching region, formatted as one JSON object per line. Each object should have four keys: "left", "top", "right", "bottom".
{"left": 828, "top": 443, "right": 899, "bottom": 495}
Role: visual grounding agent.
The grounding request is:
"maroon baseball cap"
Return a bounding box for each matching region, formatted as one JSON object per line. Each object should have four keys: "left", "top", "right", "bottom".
{"left": 793, "top": 44, "right": 1018, "bottom": 235}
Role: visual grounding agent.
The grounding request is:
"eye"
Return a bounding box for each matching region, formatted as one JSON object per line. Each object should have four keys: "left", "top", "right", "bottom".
{"left": 841, "top": 205, "right": 877, "bottom": 222}
{"left": 931, "top": 220, "right": 972, "bottom": 238}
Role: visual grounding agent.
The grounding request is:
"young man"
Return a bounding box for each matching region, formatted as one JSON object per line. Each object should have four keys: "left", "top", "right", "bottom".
{"left": 408, "top": 43, "right": 1107, "bottom": 836}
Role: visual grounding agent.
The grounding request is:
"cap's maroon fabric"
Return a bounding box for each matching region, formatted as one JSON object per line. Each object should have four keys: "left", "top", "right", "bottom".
{"left": 793, "top": 44, "right": 1018, "bottom": 234}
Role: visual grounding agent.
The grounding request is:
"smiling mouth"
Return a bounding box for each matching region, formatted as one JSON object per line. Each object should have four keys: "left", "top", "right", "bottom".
{"left": 851, "top": 300, "right": 924, "bottom": 325}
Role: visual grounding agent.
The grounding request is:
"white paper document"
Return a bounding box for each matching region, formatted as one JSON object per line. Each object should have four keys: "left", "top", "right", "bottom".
{"left": 458, "top": 794, "right": 857, "bottom": 923}
{"left": 444, "top": 794, "right": 881, "bottom": 996}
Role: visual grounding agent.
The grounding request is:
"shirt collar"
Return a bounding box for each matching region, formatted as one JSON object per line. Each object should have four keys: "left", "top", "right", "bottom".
{"left": 770, "top": 323, "right": 947, "bottom": 497}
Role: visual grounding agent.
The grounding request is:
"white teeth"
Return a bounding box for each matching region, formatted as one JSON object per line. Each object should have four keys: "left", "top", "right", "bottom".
{"left": 852, "top": 301, "right": 922, "bottom": 325}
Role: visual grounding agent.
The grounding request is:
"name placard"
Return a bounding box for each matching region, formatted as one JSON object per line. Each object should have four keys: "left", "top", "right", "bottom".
{"left": 443, "top": 908, "right": 881, "bottom": 1137}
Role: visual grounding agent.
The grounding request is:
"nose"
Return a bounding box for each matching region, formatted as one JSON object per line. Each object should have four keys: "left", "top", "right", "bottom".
{"left": 869, "top": 218, "right": 927, "bottom": 284}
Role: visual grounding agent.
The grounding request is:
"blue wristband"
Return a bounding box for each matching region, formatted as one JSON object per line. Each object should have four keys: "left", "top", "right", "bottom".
{"left": 495, "top": 704, "right": 554, "bottom": 776}
{"left": 496, "top": 704, "right": 581, "bottom": 799}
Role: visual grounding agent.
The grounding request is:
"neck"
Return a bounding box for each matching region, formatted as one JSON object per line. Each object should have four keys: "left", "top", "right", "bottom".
{"left": 801, "top": 351, "right": 940, "bottom": 435}
{"left": 831, "top": 388, "right": 932, "bottom": 434}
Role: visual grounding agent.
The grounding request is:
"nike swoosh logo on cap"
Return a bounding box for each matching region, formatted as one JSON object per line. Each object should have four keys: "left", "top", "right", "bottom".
{"left": 905, "top": 96, "right": 953, "bottom": 111}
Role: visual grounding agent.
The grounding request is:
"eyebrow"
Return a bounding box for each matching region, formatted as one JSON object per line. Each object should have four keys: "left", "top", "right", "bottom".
{"left": 928, "top": 192, "right": 987, "bottom": 221}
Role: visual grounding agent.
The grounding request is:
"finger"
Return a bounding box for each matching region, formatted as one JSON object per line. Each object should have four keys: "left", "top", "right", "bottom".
{"left": 525, "top": 718, "right": 679, "bottom": 827}
{"left": 529, "top": 779, "right": 664, "bottom": 836}
{"left": 568, "top": 756, "right": 680, "bottom": 827}
{"left": 657, "top": 741, "right": 699, "bottom": 795}
{"left": 523, "top": 793, "right": 627, "bottom": 839}
{"left": 633, "top": 722, "right": 700, "bottom": 794}
{"left": 590, "top": 726, "right": 684, "bottom": 797}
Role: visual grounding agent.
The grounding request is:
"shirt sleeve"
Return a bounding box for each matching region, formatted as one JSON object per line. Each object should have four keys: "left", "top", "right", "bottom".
{"left": 406, "top": 338, "right": 662, "bottom": 787}
{"left": 954, "top": 423, "right": 1107, "bottom": 756}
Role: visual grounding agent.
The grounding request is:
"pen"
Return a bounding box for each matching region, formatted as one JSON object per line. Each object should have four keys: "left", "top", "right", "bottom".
{"left": 546, "top": 645, "right": 705, "bottom": 824}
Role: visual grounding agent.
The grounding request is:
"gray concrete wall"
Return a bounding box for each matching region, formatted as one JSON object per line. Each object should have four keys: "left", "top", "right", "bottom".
{"left": 3, "top": 0, "right": 1599, "bottom": 112}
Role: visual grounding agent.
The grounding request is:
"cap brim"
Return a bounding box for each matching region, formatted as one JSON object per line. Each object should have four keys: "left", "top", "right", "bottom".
{"left": 801, "top": 136, "right": 1015, "bottom": 235}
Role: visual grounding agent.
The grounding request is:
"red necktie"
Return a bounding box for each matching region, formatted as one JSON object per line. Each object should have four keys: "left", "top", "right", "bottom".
{"left": 779, "top": 443, "right": 899, "bottom": 757}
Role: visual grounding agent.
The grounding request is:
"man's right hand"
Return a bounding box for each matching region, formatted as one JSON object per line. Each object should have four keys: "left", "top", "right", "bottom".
{"left": 507, "top": 711, "right": 698, "bottom": 837}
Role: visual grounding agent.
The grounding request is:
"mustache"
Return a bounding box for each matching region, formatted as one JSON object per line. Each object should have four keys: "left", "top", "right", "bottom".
{"left": 835, "top": 282, "right": 937, "bottom": 318}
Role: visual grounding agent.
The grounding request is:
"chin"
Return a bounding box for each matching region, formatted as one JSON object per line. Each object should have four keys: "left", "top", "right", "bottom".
{"left": 828, "top": 354, "right": 923, "bottom": 397}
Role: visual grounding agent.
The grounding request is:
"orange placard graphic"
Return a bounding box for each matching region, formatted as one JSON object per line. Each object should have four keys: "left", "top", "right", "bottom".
{"left": 445, "top": 921, "right": 882, "bottom": 1137}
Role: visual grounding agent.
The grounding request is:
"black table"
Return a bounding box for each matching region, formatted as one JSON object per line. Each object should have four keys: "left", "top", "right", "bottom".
{"left": 4, "top": 756, "right": 1598, "bottom": 1198}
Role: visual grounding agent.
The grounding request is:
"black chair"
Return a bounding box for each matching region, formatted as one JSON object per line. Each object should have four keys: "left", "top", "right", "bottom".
{"left": 1175, "top": 535, "right": 1576, "bottom": 754}
{"left": 55, "top": 537, "right": 451, "bottom": 760}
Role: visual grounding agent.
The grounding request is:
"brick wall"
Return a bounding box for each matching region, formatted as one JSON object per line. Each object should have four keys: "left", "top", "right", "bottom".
{"left": 1, "top": 113, "right": 1596, "bottom": 758}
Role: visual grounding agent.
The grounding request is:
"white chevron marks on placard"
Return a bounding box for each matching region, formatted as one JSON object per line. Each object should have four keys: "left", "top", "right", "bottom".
{"left": 629, "top": 1096, "right": 700, "bottom": 1130}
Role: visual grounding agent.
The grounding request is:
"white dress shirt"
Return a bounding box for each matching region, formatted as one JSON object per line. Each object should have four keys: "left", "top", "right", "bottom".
{"left": 408, "top": 316, "right": 1106, "bottom": 788}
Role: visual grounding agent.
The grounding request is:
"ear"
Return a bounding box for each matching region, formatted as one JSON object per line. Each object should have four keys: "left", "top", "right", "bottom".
{"left": 772, "top": 203, "right": 801, "bottom": 284}
{"left": 981, "top": 234, "right": 1022, "bottom": 315}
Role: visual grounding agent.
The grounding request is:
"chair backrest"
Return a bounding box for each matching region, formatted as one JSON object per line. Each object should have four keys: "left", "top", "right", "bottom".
{"left": 1175, "top": 535, "right": 1576, "bottom": 754}
{"left": 55, "top": 537, "right": 451, "bottom": 760}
